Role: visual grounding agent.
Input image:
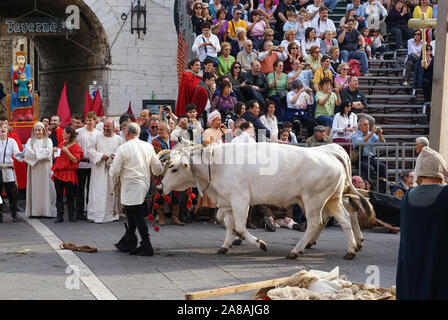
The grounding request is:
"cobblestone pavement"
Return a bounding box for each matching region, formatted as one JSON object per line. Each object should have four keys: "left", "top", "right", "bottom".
{"left": 0, "top": 205, "right": 399, "bottom": 300}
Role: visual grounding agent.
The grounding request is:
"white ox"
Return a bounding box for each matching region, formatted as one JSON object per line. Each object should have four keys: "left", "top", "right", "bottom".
{"left": 158, "top": 141, "right": 372, "bottom": 260}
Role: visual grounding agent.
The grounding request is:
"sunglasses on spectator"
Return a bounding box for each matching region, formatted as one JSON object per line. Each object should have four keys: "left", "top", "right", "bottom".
{"left": 235, "top": 12, "right": 242, "bottom": 15}
{"left": 291, "top": 47, "right": 298, "bottom": 49}
{"left": 414, "top": 33, "right": 421, "bottom": 36}
{"left": 266, "top": 34, "right": 274, "bottom": 37}
{"left": 195, "top": 6, "right": 202, "bottom": 9}
{"left": 342, "top": 68, "right": 349, "bottom": 70}
{"left": 234, "top": 66, "right": 241, "bottom": 69}
{"left": 150, "top": 126, "right": 158, "bottom": 129}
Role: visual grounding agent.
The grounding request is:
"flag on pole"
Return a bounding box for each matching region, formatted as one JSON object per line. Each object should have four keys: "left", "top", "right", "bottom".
{"left": 83, "top": 88, "right": 93, "bottom": 117}
{"left": 127, "top": 101, "right": 134, "bottom": 117}
{"left": 91, "top": 90, "right": 104, "bottom": 117}
{"left": 56, "top": 82, "right": 71, "bottom": 129}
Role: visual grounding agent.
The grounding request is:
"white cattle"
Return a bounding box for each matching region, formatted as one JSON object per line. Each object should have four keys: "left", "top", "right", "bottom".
{"left": 158, "top": 141, "right": 372, "bottom": 260}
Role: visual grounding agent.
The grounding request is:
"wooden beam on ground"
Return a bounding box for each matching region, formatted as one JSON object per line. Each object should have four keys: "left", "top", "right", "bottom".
{"left": 185, "top": 277, "right": 290, "bottom": 300}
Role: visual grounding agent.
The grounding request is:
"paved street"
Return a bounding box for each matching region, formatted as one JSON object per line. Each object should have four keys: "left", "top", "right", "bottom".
{"left": 0, "top": 202, "right": 400, "bottom": 300}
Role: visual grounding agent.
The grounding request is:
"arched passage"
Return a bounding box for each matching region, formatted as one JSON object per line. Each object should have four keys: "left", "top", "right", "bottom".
{"left": 0, "top": 0, "right": 111, "bottom": 116}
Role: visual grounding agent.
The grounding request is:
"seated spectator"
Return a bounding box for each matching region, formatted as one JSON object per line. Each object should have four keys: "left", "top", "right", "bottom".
{"left": 392, "top": 171, "right": 414, "bottom": 198}
{"left": 331, "top": 101, "right": 358, "bottom": 153}
{"left": 241, "top": 61, "right": 268, "bottom": 105}
{"left": 201, "top": 2, "right": 214, "bottom": 26}
{"left": 212, "top": 8, "right": 229, "bottom": 42}
{"left": 337, "top": 18, "right": 369, "bottom": 76}
{"left": 231, "top": 121, "right": 256, "bottom": 143}
{"left": 192, "top": 22, "right": 221, "bottom": 66}
{"left": 295, "top": 8, "right": 312, "bottom": 42}
{"left": 364, "top": 0, "right": 388, "bottom": 35}
{"left": 352, "top": 118, "right": 387, "bottom": 181}
{"left": 315, "top": 77, "right": 341, "bottom": 136}
{"left": 230, "top": 27, "right": 248, "bottom": 58}
{"left": 403, "top": 29, "right": 423, "bottom": 86}
{"left": 203, "top": 57, "right": 219, "bottom": 80}
{"left": 278, "top": 129, "right": 292, "bottom": 144}
{"left": 227, "top": 8, "right": 247, "bottom": 41}
{"left": 226, "top": 0, "right": 247, "bottom": 21}
{"left": 217, "top": 42, "right": 235, "bottom": 76}
{"left": 286, "top": 80, "right": 316, "bottom": 137}
{"left": 307, "top": 0, "right": 323, "bottom": 24}
{"left": 333, "top": 62, "right": 350, "bottom": 91}
{"left": 282, "top": 121, "right": 299, "bottom": 143}
{"left": 370, "top": 29, "right": 386, "bottom": 60}
{"left": 258, "top": 0, "right": 278, "bottom": 28}
{"left": 352, "top": 175, "right": 367, "bottom": 190}
{"left": 280, "top": 29, "right": 302, "bottom": 53}
{"left": 306, "top": 124, "right": 333, "bottom": 147}
{"left": 301, "top": 27, "right": 321, "bottom": 59}
{"left": 241, "top": 99, "right": 271, "bottom": 141}
{"left": 311, "top": 6, "right": 336, "bottom": 39}
{"left": 191, "top": 2, "right": 207, "bottom": 36}
{"left": 339, "top": 8, "right": 359, "bottom": 31}
{"left": 266, "top": 60, "right": 289, "bottom": 119}
{"left": 236, "top": 40, "right": 258, "bottom": 72}
{"left": 212, "top": 75, "right": 236, "bottom": 100}
{"left": 313, "top": 55, "right": 333, "bottom": 92}
{"left": 413, "top": 44, "right": 434, "bottom": 103}
{"left": 305, "top": 45, "right": 323, "bottom": 74}
{"left": 228, "top": 101, "right": 246, "bottom": 129}
{"left": 320, "top": 30, "right": 339, "bottom": 56}
{"left": 361, "top": 27, "right": 373, "bottom": 60}
{"left": 329, "top": 46, "right": 342, "bottom": 75}
{"left": 255, "top": 28, "right": 280, "bottom": 52}
{"left": 228, "top": 62, "right": 246, "bottom": 101}
{"left": 259, "top": 100, "right": 279, "bottom": 142}
{"left": 386, "top": 0, "right": 412, "bottom": 50}
{"left": 211, "top": 81, "right": 237, "bottom": 120}
{"left": 283, "top": 42, "right": 303, "bottom": 74}
{"left": 247, "top": 10, "right": 269, "bottom": 48}
{"left": 340, "top": 76, "right": 368, "bottom": 114}
{"left": 413, "top": 0, "right": 433, "bottom": 19}
{"left": 288, "top": 58, "right": 314, "bottom": 89}
{"left": 191, "top": 72, "right": 216, "bottom": 119}
{"left": 346, "top": 0, "right": 367, "bottom": 30}
{"left": 283, "top": 11, "right": 298, "bottom": 33}
{"left": 258, "top": 40, "right": 288, "bottom": 75}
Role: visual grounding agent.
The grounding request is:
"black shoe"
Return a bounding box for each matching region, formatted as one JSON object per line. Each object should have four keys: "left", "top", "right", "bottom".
{"left": 292, "top": 223, "right": 306, "bottom": 232}
{"left": 264, "top": 216, "right": 276, "bottom": 232}
{"left": 76, "top": 213, "right": 87, "bottom": 220}
{"left": 54, "top": 217, "right": 64, "bottom": 223}
{"left": 12, "top": 215, "right": 23, "bottom": 223}
{"left": 69, "top": 217, "right": 77, "bottom": 222}
{"left": 114, "top": 223, "right": 138, "bottom": 253}
{"left": 129, "top": 242, "right": 154, "bottom": 256}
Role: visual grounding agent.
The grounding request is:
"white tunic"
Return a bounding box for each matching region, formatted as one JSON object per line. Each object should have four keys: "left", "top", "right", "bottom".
{"left": 24, "top": 138, "right": 57, "bottom": 217}
{"left": 109, "top": 138, "right": 163, "bottom": 206}
{"left": 87, "top": 133, "right": 123, "bottom": 223}
{"left": 76, "top": 127, "right": 100, "bottom": 169}
{"left": 0, "top": 138, "right": 20, "bottom": 182}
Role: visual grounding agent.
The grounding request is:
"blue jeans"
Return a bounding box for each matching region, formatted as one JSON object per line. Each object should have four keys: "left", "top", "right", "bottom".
{"left": 323, "top": 0, "right": 339, "bottom": 11}
{"left": 315, "top": 115, "right": 334, "bottom": 127}
{"left": 390, "top": 27, "right": 413, "bottom": 49}
{"left": 372, "top": 45, "right": 386, "bottom": 57}
{"left": 340, "top": 50, "right": 369, "bottom": 75}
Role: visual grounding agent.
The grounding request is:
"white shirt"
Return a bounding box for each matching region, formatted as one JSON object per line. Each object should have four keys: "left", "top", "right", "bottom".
{"left": 109, "top": 138, "right": 163, "bottom": 206}
{"left": 192, "top": 33, "right": 221, "bottom": 62}
{"left": 295, "top": 20, "right": 311, "bottom": 42}
{"left": 76, "top": 126, "right": 100, "bottom": 169}
{"left": 280, "top": 39, "right": 302, "bottom": 52}
{"left": 306, "top": 4, "right": 320, "bottom": 24}
{"left": 260, "top": 114, "right": 279, "bottom": 142}
{"left": 331, "top": 112, "right": 358, "bottom": 140}
{"left": 301, "top": 38, "right": 321, "bottom": 59}
{"left": 311, "top": 18, "right": 336, "bottom": 38}
{"left": 0, "top": 138, "right": 20, "bottom": 182}
{"left": 287, "top": 91, "right": 312, "bottom": 109}
{"left": 231, "top": 131, "right": 256, "bottom": 144}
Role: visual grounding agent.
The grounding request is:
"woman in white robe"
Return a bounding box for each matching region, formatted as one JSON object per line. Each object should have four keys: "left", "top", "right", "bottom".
{"left": 24, "top": 122, "right": 57, "bottom": 217}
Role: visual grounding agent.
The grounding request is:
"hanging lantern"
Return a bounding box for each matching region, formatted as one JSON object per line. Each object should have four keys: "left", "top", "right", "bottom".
{"left": 131, "top": 0, "right": 147, "bottom": 38}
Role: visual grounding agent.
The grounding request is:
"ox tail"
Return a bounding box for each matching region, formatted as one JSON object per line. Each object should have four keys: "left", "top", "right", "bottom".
{"left": 332, "top": 147, "right": 375, "bottom": 217}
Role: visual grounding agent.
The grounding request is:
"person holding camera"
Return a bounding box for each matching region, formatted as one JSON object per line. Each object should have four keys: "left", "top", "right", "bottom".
{"left": 286, "top": 80, "right": 317, "bottom": 137}
{"left": 337, "top": 18, "right": 369, "bottom": 76}
{"left": 386, "top": 0, "right": 412, "bottom": 50}
{"left": 258, "top": 40, "right": 288, "bottom": 75}
{"left": 331, "top": 101, "right": 358, "bottom": 153}
{"left": 315, "top": 77, "right": 341, "bottom": 136}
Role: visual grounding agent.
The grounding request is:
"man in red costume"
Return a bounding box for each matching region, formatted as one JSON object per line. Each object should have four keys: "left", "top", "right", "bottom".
{"left": 175, "top": 59, "right": 202, "bottom": 117}
{"left": 0, "top": 117, "right": 27, "bottom": 191}
{"left": 191, "top": 72, "right": 215, "bottom": 119}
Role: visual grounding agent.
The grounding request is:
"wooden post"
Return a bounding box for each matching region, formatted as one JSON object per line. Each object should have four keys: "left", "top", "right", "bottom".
{"left": 428, "top": 2, "right": 448, "bottom": 159}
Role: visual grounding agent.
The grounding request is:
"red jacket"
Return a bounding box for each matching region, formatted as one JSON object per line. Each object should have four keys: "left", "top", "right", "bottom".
{"left": 51, "top": 142, "right": 83, "bottom": 185}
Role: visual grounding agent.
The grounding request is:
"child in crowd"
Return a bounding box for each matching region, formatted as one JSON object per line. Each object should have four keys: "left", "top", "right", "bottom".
{"left": 186, "top": 104, "right": 204, "bottom": 141}
{"left": 283, "top": 11, "right": 297, "bottom": 33}
{"left": 361, "top": 28, "right": 373, "bottom": 60}
{"left": 282, "top": 121, "right": 298, "bottom": 143}
{"left": 371, "top": 29, "right": 386, "bottom": 60}
{"left": 278, "top": 129, "right": 291, "bottom": 144}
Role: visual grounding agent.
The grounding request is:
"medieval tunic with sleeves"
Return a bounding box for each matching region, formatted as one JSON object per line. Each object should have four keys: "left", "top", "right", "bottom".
{"left": 109, "top": 138, "right": 163, "bottom": 206}
{"left": 24, "top": 137, "right": 57, "bottom": 217}
{"left": 87, "top": 133, "right": 123, "bottom": 223}
{"left": 76, "top": 126, "right": 100, "bottom": 170}
{"left": 0, "top": 138, "right": 20, "bottom": 182}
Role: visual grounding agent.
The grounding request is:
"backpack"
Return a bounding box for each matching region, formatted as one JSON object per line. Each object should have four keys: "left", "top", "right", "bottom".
{"left": 347, "top": 59, "right": 361, "bottom": 77}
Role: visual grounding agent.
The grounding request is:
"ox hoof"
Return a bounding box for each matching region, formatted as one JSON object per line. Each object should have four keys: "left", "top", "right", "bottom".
{"left": 343, "top": 252, "right": 356, "bottom": 260}
{"left": 258, "top": 240, "right": 267, "bottom": 252}
{"left": 217, "top": 247, "right": 228, "bottom": 255}
{"left": 357, "top": 244, "right": 363, "bottom": 251}
{"left": 286, "top": 251, "right": 303, "bottom": 259}
{"left": 232, "top": 238, "right": 243, "bottom": 246}
{"left": 305, "top": 242, "right": 316, "bottom": 249}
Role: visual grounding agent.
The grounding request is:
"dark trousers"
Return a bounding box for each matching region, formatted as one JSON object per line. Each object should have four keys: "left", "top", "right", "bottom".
{"left": 360, "top": 156, "right": 387, "bottom": 180}
{"left": 390, "top": 27, "right": 413, "bottom": 49}
{"left": 240, "top": 86, "right": 265, "bottom": 106}
{"left": 125, "top": 203, "right": 150, "bottom": 246}
{"left": 75, "top": 168, "right": 91, "bottom": 215}
{"left": 54, "top": 178, "right": 76, "bottom": 219}
{"left": 0, "top": 180, "right": 17, "bottom": 216}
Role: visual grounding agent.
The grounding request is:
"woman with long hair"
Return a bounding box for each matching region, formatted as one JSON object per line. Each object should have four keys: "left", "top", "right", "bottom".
{"left": 212, "top": 8, "right": 229, "bottom": 42}
{"left": 247, "top": 10, "right": 269, "bottom": 48}
{"left": 331, "top": 101, "right": 358, "bottom": 153}
{"left": 339, "top": 9, "right": 358, "bottom": 31}
{"left": 191, "top": 2, "right": 206, "bottom": 36}
{"left": 258, "top": 0, "right": 277, "bottom": 28}
{"left": 230, "top": 27, "right": 248, "bottom": 58}
{"left": 25, "top": 122, "right": 57, "bottom": 218}
{"left": 211, "top": 81, "right": 237, "bottom": 121}
{"left": 227, "top": 61, "right": 245, "bottom": 101}
{"left": 52, "top": 126, "right": 83, "bottom": 223}
{"left": 259, "top": 100, "right": 279, "bottom": 142}
{"left": 301, "top": 27, "right": 321, "bottom": 59}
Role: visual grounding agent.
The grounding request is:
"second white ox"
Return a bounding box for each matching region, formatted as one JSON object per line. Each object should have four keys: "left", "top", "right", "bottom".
{"left": 158, "top": 141, "right": 372, "bottom": 260}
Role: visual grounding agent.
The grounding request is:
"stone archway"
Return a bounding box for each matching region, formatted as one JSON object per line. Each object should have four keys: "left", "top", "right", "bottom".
{"left": 0, "top": 0, "right": 112, "bottom": 116}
